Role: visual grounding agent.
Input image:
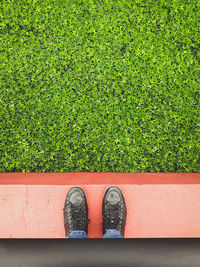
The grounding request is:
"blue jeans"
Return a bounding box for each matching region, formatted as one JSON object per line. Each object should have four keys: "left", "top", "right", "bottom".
{"left": 67, "top": 229, "right": 123, "bottom": 238}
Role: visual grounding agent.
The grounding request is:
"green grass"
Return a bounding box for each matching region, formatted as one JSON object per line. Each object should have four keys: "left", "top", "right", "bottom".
{"left": 0, "top": 0, "right": 199, "bottom": 173}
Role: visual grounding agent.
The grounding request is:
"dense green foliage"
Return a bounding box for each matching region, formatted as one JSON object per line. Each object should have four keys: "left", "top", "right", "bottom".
{"left": 0, "top": 0, "right": 199, "bottom": 172}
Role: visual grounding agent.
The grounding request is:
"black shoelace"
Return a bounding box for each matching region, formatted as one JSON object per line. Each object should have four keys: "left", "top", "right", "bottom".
{"left": 69, "top": 203, "right": 90, "bottom": 232}
{"left": 103, "top": 202, "right": 122, "bottom": 231}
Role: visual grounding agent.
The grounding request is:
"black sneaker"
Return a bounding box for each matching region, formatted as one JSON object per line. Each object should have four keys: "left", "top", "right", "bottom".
{"left": 63, "top": 187, "right": 90, "bottom": 236}
{"left": 102, "top": 186, "right": 127, "bottom": 236}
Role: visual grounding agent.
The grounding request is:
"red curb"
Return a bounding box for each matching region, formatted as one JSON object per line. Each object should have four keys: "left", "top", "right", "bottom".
{"left": 1, "top": 173, "right": 200, "bottom": 238}
{"left": 1, "top": 184, "right": 200, "bottom": 238}
{"left": 0, "top": 172, "right": 200, "bottom": 185}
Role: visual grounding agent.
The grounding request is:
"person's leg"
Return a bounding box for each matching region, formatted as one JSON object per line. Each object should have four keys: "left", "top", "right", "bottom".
{"left": 103, "top": 229, "right": 123, "bottom": 238}
{"left": 102, "top": 186, "right": 127, "bottom": 238}
{"left": 63, "top": 187, "right": 90, "bottom": 238}
{"left": 67, "top": 230, "right": 88, "bottom": 239}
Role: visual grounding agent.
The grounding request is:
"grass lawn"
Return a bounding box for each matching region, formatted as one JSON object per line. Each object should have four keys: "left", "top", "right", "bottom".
{"left": 0, "top": 0, "right": 199, "bottom": 172}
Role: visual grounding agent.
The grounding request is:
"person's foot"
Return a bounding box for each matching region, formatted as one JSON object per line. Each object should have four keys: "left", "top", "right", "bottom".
{"left": 102, "top": 186, "right": 127, "bottom": 236}
{"left": 63, "top": 187, "right": 90, "bottom": 236}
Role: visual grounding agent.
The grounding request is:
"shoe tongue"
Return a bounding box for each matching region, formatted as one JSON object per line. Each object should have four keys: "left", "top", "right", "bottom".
{"left": 70, "top": 192, "right": 83, "bottom": 205}
{"left": 107, "top": 191, "right": 120, "bottom": 205}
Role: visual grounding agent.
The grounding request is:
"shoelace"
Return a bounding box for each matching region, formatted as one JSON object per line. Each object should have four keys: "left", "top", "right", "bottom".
{"left": 103, "top": 202, "right": 122, "bottom": 230}
{"left": 68, "top": 202, "right": 90, "bottom": 232}
{"left": 73, "top": 204, "right": 85, "bottom": 229}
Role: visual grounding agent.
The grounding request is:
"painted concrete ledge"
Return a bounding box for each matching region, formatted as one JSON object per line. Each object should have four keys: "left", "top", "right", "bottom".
{"left": 0, "top": 172, "right": 200, "bottom": 238}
